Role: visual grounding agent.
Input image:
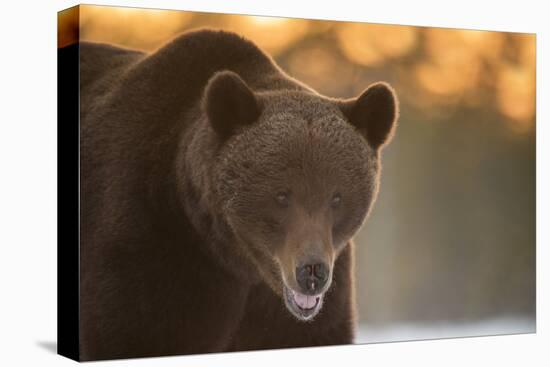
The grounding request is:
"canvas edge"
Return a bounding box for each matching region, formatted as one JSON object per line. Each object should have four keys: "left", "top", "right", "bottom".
{"left": 57, "top": 4, "right": 81, "bottom": 362}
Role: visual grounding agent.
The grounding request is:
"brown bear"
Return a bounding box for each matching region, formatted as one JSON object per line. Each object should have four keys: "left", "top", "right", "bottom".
{"left": 72, "top": 29, "right": 398, "bottom": 360}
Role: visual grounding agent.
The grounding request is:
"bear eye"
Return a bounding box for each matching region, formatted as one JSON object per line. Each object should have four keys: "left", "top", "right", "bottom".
{"left": 331, "top": 193, "right": 342, "bottom": 208}
{"left": 275, "top": 191, "right": 290, "bottom": 207}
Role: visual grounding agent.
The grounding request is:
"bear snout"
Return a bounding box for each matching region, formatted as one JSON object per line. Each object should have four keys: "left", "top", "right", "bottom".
{"left": 295, "top": 261, "right": 331, "bottom": 295}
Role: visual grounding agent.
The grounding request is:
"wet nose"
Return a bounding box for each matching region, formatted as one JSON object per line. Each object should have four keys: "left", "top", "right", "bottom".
{"left": 295, "top": 262, "right": 329, "bottom": 294}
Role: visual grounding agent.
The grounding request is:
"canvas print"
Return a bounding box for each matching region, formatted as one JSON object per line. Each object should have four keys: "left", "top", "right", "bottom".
{"left": 57, "top": 5, "right": 536, "bottom": 361}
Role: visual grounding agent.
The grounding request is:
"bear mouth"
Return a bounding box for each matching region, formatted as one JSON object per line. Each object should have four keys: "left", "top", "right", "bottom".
{"left": 283, "top": 286, "right": 324, "bottom": 321}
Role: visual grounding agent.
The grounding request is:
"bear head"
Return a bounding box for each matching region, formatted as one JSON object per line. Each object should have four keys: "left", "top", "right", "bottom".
{"left": 200, "top": 70, "right": 398, "bottom": 321}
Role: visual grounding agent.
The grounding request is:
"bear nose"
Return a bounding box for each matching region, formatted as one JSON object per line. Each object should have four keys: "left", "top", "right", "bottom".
{"left": 295, "top": 262, "right": 329, "bottom": 295}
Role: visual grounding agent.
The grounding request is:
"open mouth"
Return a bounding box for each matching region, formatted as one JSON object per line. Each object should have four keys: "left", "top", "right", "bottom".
{"left": 283, "top": 286, "right": 324, "bottom": 321}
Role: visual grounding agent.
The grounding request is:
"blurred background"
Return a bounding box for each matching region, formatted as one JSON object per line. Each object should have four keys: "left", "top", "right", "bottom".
{"left": 59, "top": 5, "right": 536, "bottom": 343}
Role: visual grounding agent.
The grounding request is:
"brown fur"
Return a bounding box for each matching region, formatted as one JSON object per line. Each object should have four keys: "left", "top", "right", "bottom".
{"left": 74, "top": 29, "right": 397, "bottom": 361}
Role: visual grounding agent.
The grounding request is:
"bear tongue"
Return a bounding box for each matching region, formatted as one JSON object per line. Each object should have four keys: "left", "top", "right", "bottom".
{"left": 293, "top": 291, "right": 317, "bottom": 309}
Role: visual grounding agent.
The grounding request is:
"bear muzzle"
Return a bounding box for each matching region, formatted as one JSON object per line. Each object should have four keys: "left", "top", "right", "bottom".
{"left": 282, "top": 260, "right": 332, "bottom": 321}
{"left": 295, "top": 262, "right": 330, "bottom": 295}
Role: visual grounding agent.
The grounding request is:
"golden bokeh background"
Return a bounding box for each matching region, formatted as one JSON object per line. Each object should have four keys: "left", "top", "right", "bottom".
{"left": 60, "top": 5, "right": 536, "bottom": 133}
{"left": 59, "top": 5, "right": 536, "bottom": 341}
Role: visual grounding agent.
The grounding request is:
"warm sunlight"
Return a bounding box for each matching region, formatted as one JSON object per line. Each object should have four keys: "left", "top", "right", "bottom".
{"left": 63, "top": 5, "right": 536, "bottom": 132}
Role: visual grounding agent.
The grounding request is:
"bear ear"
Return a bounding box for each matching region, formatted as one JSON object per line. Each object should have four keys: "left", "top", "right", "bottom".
{"left": 203, "top": 70, "right": 261, "bottom": 139}
{"left": 340, "top": 82, "right": 399, "bottom": 149}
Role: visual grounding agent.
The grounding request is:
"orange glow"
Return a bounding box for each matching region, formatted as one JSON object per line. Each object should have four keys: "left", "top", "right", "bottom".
{"left": 58, "top": 6, "right": 79, "bottom": 48}
{"left": 336, "top": 23, "right": 417, "bottom": 66}
{"left": 80, "top": 5, "right": 192, "bottom": 51}
{"left": 497, "top": 64, "right": 535, "bottom": 129}
{"left": 222, "top": 15, "right": 309, "bottom": 56}
{"left": 65, "top": 5, "right": 535, "bottom": 134}
{"left": 415, "top": 58, "right": 480, "bottom": 96}
{"left": 519, "top": 34, "right": 536, "bottom": 68}
{"left": 456, "top": 30, "right": 505, "bottom": 61}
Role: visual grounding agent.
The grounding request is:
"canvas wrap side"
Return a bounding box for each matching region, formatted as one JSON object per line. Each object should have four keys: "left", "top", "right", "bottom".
{"left": 57, "top": 9, "right": 81, "bottom": 361}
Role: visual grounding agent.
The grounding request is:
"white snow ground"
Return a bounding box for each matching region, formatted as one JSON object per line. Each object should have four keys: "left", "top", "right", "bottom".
{"left": 356, "top": 316, "right": 535, "bottom": 344}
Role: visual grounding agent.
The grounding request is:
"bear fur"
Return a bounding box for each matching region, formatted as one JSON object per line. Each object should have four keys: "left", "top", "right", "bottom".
{"left": 70, "top": 29, "right": 398, "bottom": 360}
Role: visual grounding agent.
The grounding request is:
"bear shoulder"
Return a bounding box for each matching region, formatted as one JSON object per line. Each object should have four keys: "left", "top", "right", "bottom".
{"left": 158, "top": 29, "right": 274, "bottom": 68}
{"left": 79, "top": 42, "right": 144, "bottom": 91}
{"left": 123, "top": 29, "right": 294, "bottom": 94}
